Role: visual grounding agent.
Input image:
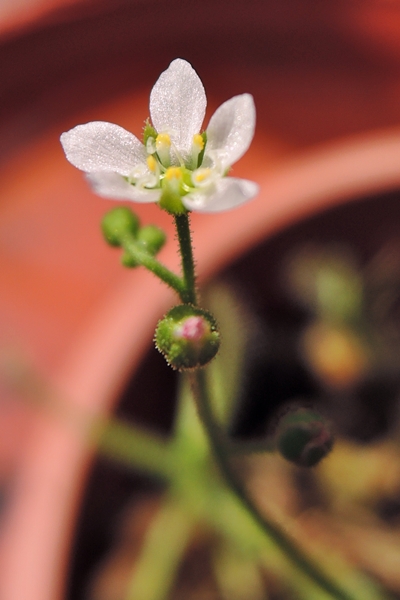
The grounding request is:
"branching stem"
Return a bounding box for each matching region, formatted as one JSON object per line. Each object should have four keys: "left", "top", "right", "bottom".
{"left": 172, "top": 214, "right": 359, "bottom": 600}
{"left": 188, "top": 370, "right": 357, "bottom": 600}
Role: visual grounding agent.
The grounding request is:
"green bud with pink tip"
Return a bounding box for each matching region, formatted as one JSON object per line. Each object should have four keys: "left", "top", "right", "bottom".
{"left": 155, "top": 305, "right": 220, "bottom": 370}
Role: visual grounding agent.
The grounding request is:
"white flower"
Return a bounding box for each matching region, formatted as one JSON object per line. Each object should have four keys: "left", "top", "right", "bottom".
{"left": 60, "top": 59, "right": 258, "bottom": 214}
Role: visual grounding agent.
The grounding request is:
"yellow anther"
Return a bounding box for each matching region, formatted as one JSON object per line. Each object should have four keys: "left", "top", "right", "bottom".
{"left": 165, "top": 167, "right": 182, "bottom": 181}
{"left": 156, "top": 133, "right": 171, "bottom": 148}
{"left": 192, "top": 134, "right": 204, "bottom": 151}
{"left": 194, "top": 168, "right": 211, "bottom": 183}
{"left": 146, "top": 155, "right": 157, "bottom": 172}
{"left": 155, "top": 133, "right": 172, "bottom": 167}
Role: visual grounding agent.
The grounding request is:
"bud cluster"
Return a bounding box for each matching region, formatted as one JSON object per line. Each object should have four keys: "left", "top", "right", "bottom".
{"left": 101, "top": 207, "right": 166, "bottom": 267}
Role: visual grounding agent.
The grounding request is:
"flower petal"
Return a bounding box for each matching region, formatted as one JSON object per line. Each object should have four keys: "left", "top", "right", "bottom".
{"left": 60, "top": 122, "right": 146, "bottom": 175}
{"left": 86, "top": 172, "right": 161, "bottom": 203}
{"left": 205, "top": 94, "right": 256, "bottom": 170}
{"left": 182, "top": 177, "right": 259, "bottom": 213}
{"left": 150, "top": 59, "right": 206, "bottom": 159}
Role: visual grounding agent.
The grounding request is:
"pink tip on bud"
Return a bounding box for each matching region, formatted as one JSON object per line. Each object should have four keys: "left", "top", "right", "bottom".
{"left": 174, "top": 316, "right": 209, "bottom": 342}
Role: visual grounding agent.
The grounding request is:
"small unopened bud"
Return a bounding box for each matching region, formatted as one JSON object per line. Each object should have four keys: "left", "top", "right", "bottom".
{"left": 137, "top": 225, "right": 166, "bottom": 255}
{"left": 155, "top": 305, "right": 220, "bottom": 370}
{"left": 275, "top": 408, "right": 334, "bottom": 467}
{"left": 101, "top": 207, "right": 140, "bottom": 247}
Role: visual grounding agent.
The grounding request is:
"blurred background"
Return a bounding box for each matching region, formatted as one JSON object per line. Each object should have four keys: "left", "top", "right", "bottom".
{"left": 2, "top": 0, "right": 400, "bottom": 599}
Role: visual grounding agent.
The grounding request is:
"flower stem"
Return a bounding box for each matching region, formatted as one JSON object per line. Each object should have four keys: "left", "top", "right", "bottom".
{"left": 174, "top": 213, "right": 197, "bottom": 304}
{"left": 92, "top": 418, "right": 175, "bottom": 480}
{"left": 172, "top": 213, "right": 360, "bottom": 599}
{"left": 122, "top": 237, "right": 186, "bottom": 297}
{"left": 125, "top": 494, "right": 194, "bottom": 600}
{"left": 189, "top": 370, "right": 357, "bottom": 600}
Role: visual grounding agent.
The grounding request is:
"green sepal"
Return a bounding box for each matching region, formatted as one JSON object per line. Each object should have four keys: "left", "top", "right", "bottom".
{"left": 158, "top": 190, "right": 187, "bottom": 215}
{"left": 143, "top": 119, "right": 158, "bottom": 147}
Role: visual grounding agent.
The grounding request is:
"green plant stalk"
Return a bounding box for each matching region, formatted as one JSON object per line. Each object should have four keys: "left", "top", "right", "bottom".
{"left": 125, "top": 494, "right": 194, "bottom": 600}
{"left": 173, "top": 213, "right": 197, "bottom": 304}
{"left": 122, "top": 236, "right": 186, "bottom": 299}
{"left": 189, "top": 369, "right": 357, "bottom": 600}
{"left": 171, "top": 215, "right": 359, "bottom": 600}
{"left": 92, "top": 418, "right": 175, "bottom": 480}
{"left": 120, "top": 210, "right": 362, "bottom": 599}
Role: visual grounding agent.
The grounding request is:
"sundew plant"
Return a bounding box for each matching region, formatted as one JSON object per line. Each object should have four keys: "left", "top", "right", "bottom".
{"left": 61, "top": 59, "right": 384, "bottom": 600}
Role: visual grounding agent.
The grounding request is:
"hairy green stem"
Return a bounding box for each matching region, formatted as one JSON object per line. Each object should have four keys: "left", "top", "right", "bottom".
{"left": 172, "top": 211, "right": 359, "bottom": 599}
{"left": 174, "top": 213, "right": 197, "bottom": 304}
{"left": 189, "top": 370, "right": 357, "bottom": 600}
{"left": 122, "top": 237, "right": 185, "bottom": 298}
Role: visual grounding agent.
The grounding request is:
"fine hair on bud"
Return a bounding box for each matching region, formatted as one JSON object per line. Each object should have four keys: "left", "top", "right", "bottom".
{"left": 155, "top": 305, "right": 220, "bottom": 370}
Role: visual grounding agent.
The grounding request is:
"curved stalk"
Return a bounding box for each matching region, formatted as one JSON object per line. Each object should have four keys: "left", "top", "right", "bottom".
{"left": 171, "top": 213, "right": 359, "bottom": 600}
{"left": 188, "top": 370, "right": 357, "bottom": 600}
{"left": 122, "top": 237, "right": 186, "bottom": 298}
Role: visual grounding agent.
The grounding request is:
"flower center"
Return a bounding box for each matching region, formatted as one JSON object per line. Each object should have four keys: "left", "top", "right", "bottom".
{"left": 134, "top": 122, "right": 216, "bottom": 210}
{"left": 165, "top": 167, "right": 183, "bottom": 181}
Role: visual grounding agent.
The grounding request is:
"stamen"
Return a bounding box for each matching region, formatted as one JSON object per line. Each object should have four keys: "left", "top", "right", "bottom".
{"left": 156, "top": 133, "right": 171, "bottom": 146}
{"left": 192, "top": 134, "right": 204, "bottom": 151}
{"left": 147, "top": 155, "right": 157, "bottom": 172}
{"left": 165, "top": 167, "right": 182, "bottom": 181}
{"left": 191, "top": 133, "right": 205, "bottom": 169}
{"left": 193, "top": 168, "right": 211, "bottom": 183}
{"left": 156, "top": 133, "right": 171, "bottom": 167}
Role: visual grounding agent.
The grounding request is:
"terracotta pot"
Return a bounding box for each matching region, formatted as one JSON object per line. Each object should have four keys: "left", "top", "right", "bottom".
{"left": 2, "top": 119, "right": 400, "bottom": 599}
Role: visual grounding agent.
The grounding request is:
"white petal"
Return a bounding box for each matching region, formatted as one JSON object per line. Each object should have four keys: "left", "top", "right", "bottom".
{"left": 60, "top": 122, "right": 146, "bottom": 175}
{"left": 205, "top": 94, "right": 256, "bottom": 170}
{"left": 183, "top": 177, "right": 259, "bottom": 213}
{"left": 150, "top": 59, "right": 206, "bottom": 159}
{"left": 86, "top": 172, "right": 161, "bottom": 203}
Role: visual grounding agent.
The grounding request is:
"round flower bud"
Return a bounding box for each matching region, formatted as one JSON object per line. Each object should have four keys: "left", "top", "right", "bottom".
{"left": 101, "top": 207, "right": 140, "bottom": 247}
{"left": 275, "top": 408, "right": 334, "bottom": 467}
{"left": 155, "top": 305, "right": 220, "bottom": 370}
{"left": 137, "top": 225, "right": 166, "bottom": 255}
